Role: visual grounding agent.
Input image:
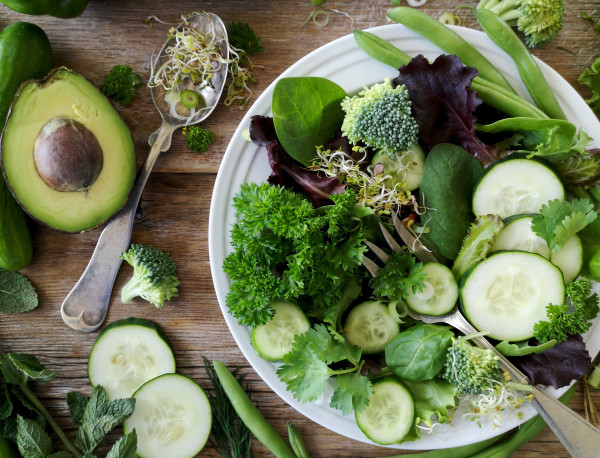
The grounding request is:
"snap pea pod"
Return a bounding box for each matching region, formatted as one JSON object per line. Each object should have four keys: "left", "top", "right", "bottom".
{"left": 212, "top": 360, "right": 296, "bottom": 458}
{"left": 288, "top": 422, "right": 310, "bottom": 458}
{"left": 386, "top": 6, "right": 517, "bottom": 95}
{"left": 353, "top": 30, "right": 547, "bottom": 120}
{"left": 474, "top": 8, "right": 566, "bottom": 120}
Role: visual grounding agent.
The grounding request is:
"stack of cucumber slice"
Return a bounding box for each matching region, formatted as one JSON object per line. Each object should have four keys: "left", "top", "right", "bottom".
{"left": 88, "top": 318, "right": 211, "bottom": 458}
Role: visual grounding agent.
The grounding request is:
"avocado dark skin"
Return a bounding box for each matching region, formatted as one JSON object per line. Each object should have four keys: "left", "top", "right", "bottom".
{"left": 0, "top": 0, "right": 90, "bottom": 18}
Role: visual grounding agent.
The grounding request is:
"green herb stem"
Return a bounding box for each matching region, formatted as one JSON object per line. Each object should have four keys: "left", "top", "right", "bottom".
{"left": 18, "top": 383, "right": 82, "bottom": 458}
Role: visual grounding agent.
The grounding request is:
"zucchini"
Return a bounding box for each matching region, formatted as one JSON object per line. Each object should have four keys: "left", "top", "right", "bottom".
{"left": 460, "top": 251, "right": 565, "bottom": 341}
{"left": 88, "top": 317, "right": 176, "bottom": 400}
{"left": 123, "top": 373, "right": 211, "bottom": 458}
{"left": 0, "top": 22, "right": 52, "bottom": 270}
{"left": 472, "top": 155, "right": 564, "bottom": 219}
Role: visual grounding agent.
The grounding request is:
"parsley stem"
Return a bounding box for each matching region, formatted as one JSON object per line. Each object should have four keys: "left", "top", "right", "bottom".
{"left": 18, "top": 383, "right": 82, "bottom": 458}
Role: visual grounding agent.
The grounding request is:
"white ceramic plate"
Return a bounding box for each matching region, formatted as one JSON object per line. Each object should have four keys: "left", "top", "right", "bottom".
{"left": 209, "top": 24, "right": 600, "bottom": 450}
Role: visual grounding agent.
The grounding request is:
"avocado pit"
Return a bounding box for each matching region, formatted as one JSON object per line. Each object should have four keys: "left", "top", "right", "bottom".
{"left": 33, "top": 117, "right": 103, "bottom": 192}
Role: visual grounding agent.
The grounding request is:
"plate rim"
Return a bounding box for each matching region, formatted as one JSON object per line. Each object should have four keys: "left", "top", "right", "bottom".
{"left": 208, "top": 23, "right": 600, "bottom": 450}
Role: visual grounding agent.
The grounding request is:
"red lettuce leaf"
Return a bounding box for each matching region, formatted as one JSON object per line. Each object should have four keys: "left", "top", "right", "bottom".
{"left": 393, "top": 54, "right": 498, "bottom": 166}
{"left": 249, "top": 115, "right": 345, "bottom": 207}
{"left": 515, "top": 335, "right": 591, "bottom": 389}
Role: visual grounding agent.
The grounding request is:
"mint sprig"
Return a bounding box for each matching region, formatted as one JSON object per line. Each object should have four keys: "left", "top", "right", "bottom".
{"left": 0, "top": 269, "right": 38, "bottom": 313}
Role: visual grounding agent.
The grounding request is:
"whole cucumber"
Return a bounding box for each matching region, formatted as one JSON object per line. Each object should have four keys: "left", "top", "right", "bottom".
{"left": 0, "top": 22, "right": 52, "bottom": 270}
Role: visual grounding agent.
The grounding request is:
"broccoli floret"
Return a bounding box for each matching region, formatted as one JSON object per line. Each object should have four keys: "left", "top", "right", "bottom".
{"left": 340, "top": 77, "right": 418, "bottom": 157}
{"left": 476, "top": 0, "right": 564, "bottom": 48}
{"left": 120, "top": 244, "right": 180, "bottom": 308}
{"left": 183, "top": 125, "right": 216, "bottom": 153}
{"left": 100, "top": 65, "right": 141, "bottom": 106}
{"left": 440, "top": 334, "right": 502, "bottom": 395}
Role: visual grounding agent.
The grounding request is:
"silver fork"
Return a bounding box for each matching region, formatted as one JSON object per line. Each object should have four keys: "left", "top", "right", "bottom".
{"left": 363, "top": 214, "right": 600, "bottom": 458}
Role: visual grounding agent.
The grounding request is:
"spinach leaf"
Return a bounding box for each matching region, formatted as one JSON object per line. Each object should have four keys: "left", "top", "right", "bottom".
{"left": 272, "top": 77, "right": 347, "bottom": 166}
{"left": 419, "top": 143, "right": 485, "bottom": 260}
{"left": 384, "top": 324, "right": 453, "bottom": 382}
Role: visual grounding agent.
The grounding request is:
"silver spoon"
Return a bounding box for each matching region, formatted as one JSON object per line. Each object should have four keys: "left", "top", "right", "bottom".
{"left": 61, "top": 12, "right": 229, "bottom": 332}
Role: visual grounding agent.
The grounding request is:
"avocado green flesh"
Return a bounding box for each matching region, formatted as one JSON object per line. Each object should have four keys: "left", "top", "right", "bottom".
{"left": 1, "top": 69, "right": 135, "bottom": 233}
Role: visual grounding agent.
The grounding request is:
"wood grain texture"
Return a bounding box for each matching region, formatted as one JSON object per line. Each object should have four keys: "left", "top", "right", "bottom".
{"left": 1, "top": 1, "right": 599, "bottom": 457}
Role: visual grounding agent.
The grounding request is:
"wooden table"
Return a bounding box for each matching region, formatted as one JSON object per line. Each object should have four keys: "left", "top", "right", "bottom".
{"left": 1, "top": 0, "right": 599, "bottom": 456}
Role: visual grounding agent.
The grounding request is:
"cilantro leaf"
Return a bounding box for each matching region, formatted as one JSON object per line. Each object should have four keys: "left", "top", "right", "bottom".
{"left": 106, "top": 430, "right": 137, "bottom": 458}
{"left": 371, "top": 251, "right": 426, "bottom": 301}
{"left": 74, "top": 386, "right": 135, "bottom": 453}
{"left": 0, "top": 269, "right": 38, "bottom": 313}
{"left": 277, "top": 331, "right": 332, "bottom": 403}
{"left": 329, "top": 371, "right": 372, "bottom": 415}
{"left": 309, "top": 324, "right": 362, "bottom": 366}
{"left": 16, "top": 415, "right": 52, "bottom": 458}
{"left": 534, "top": 277, "right": 600, "bottom": 343}
{"left": 532, "top": 198, "right": 597, "bottom": 252}
{"left": 1, "top": 354, "right": 56, "bottom": 385}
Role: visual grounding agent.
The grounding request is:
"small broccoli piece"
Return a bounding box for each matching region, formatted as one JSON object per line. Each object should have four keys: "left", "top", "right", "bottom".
{"left": 183, "top": 125, "right": 216, "bottom": 153}
{"left": 476, "top": 0, "right": 564, "bottom": 48}
{"left": 100, "top": 65, "right": 141, "bottom": 106}
{"left": 341, "top": 77, "right": 419, "bottom": 157}
{"left": 120, "top": 244, "right": 180, "bottom": 308}
{"left": 440, "top": 333, "right": 502, "bottom": 395}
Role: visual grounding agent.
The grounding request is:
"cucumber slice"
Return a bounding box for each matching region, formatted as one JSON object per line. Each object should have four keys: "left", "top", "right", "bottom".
{"left": 355, "top": 377, "right": 414, "bottom": 445}
{"left": 344, "top": 300, "right": 400, "bottom": 354}
{"left": 124, "top": 373, "right": 211, "bottom": 458}
{"left": 472, "top": 156, "right": 564, "bottom": 219}
{"left": 460, "top": 251, "right": 565, "bottom": 341}
{"left": 551, "top": 234, "right": 583, "bottom": 284}
{"left": 492, "top": 215, "right": 583, "bottom": 284}
{"left": 492, "top": 215, "right": 550, "bottom": 258}
{"left": 371, "top": 142, "right": 426, "bottom": 191}
{"left": 405, "top": 263, "right": 458, "bottom": 316}
{"left": 251, "top": 302, "right": 310, "bottom": 361}
{"left": 88, "top": 317, "right": 176, "bottom": 400}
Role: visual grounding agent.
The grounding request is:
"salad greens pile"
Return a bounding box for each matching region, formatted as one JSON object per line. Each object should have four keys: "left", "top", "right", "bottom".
{"left": 223, "top": 6, "right": 600, "bottom": 447}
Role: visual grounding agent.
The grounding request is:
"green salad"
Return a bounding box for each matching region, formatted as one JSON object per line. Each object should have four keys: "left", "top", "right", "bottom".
{"left": 221, "top": 8, "right": 600, "bottom": 446}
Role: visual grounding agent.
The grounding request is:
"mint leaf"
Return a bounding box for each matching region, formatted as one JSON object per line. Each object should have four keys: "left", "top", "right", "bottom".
{"left": 532, "top": 198, "right": 598, "bottom": 252}
{"left": 74, "top": 386, "right": 135, "bottom": 453}
{"left": 1, "top": 354, "right": 56, "bottom": 385}
{"left": 48, "top": 452, "right": 75, "bottom": 458}
{"left": 67, "top": 391, "right": 88, "bottom": 426}
{"left": 16, "top": 415, "right": 52, "bottom": 458}
{"left": 0, "top": 269, "right": 38, "bottom": 313}
{"left": 329, "top": 371, "right": 372, "bottom": 415}
{"left": 106, "top": 430, "right": 137, "bottom": 458}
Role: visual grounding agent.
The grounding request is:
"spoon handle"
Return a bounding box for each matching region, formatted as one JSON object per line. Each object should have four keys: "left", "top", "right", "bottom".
{"left": 61, "top": 123, "right": 176, "bottom": 332}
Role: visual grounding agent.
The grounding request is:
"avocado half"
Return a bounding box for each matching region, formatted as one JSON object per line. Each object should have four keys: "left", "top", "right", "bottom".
{"left": 0, "top": 68, "right": 136, "bottom": 233}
